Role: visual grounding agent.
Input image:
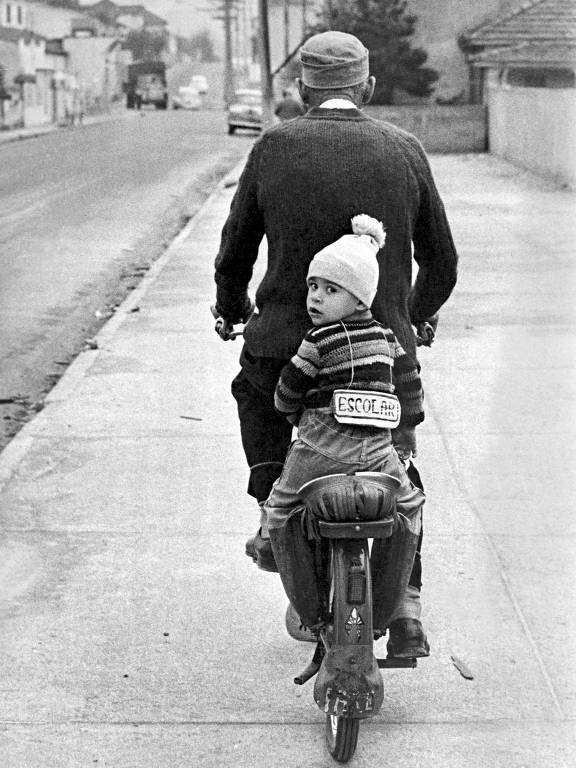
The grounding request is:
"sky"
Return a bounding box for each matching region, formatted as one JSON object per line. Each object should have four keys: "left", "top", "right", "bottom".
{"left": 142, "top": 0, "right": 223, "bottom": 39}
{"left": 81, "top": 0, "right": 225, "bottom": 42}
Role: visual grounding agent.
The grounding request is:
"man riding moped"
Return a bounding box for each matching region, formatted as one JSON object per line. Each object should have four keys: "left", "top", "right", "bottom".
{"left": 213, "top": 31, "right": 458, "bottom": 657}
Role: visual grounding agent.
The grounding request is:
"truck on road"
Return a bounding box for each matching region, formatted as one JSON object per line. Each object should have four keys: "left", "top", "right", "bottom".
{"left": 125, "top": 61, "right": 168, "bottom": 110}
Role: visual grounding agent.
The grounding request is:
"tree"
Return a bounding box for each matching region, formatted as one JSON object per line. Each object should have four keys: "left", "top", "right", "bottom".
{"left": 310, "top": 0, "right": 438, "bottom": 104}
{"left": 123, "top": 29, "right": 167, "bottom": 61}
{"left": 188, "top": 30, "right": 219, "bottom": 62}
{"left": 45, "top": 0, "right": 79, "bottom": 7}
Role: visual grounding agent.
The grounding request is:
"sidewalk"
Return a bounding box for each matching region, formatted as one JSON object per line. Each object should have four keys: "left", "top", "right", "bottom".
{"left": 0, "top": 153, "right": 574, "bottom": 767}
{"left": 0, "top": 105, "right": 133, "bottom": 144}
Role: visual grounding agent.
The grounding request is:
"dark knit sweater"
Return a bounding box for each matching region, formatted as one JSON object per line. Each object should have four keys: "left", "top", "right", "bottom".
{"left": 215, "top": 106, "right": 458, "bottom": 362}
{"left": 275, "top": 318, "right": 424, "bottom": 427}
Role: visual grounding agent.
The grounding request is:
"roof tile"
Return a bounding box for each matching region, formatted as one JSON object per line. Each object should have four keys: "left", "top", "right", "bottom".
{"left": 464, "top": 0, "right": 576, "bottom": 46}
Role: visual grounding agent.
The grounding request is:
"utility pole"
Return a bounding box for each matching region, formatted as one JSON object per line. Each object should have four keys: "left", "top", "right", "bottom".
{"left": 208, "top": 0, "right": 236, "bottom": 106}
{"left": 284, "top": 0, "right": 290, "bottom": 60}
{"left": 258, "top": 0, "right": 273, "bottom": 125}
{"left": 223, "top": 0, "right": 235, "bottom": 106}
{"left": 242, "top": 0, "right": 250, "bottom": 82}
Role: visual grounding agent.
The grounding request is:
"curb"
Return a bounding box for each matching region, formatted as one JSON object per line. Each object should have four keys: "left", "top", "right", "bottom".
{"left": 0, "top": 110, "right": 135, "bottom": 146}
{"left": 0, "top": 160, "right": 244, "bottom": 492}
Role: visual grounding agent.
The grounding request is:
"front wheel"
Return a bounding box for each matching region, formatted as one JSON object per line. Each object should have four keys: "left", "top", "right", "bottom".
{"left": 325, "top": 715, "right": 359, "bottom": 763}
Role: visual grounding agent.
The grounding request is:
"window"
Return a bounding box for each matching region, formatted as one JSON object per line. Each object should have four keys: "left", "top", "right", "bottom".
{"left": 506, "top": 67, "right": 575, "bottom": 89}
{"left": 6, "top": 4, "right": 12, "bottom": 24}
{"left": 17, "top": 5, "right": 22, "bottom": 25}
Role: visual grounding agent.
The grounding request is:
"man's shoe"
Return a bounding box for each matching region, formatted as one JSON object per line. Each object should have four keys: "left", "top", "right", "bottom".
{"left": 386, "top": 618, "right": 430, "bottom": 658}
{"left": 245, "top": 530, "right": 278, "bottom": 572}
{"left": 285, "top": 603, "right": 319, "bottom": 642}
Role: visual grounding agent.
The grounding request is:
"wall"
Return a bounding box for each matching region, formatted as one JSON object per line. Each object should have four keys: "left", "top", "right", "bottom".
{"left": 19, "top": 35, "right": 52, "bottom": 126}
{"left": 487, "top": 83, "right": 576, "bottom": 188}
{"left": 26, "top": 1, "right": 86, "bottom": 39}
{"left": 116, "top": 11, "right": 143, "bottom": 31}
{"left": 0, "top": 0, "right": 27, "bottom": 29}
{"left": 365, "top": 104, "right": 487, "bottom": 153}
{"left": 0, "top": 35, "right": 19, "bottom": 81}
{"left": 63, "top": 36, "right": 123, "bottom": 108}
{"left": 268, "top": 0, "right": 307, "bottom": 73}
{"left": 0, "top": 37, "right": 21, "bottom": 127}
{"left": 23, "top": 64, "right": 51, "bottom": 125}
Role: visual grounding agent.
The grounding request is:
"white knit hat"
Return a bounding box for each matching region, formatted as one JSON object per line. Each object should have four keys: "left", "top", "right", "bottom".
{"left": 307, "top": 214, "right": 386, "bottom": 308}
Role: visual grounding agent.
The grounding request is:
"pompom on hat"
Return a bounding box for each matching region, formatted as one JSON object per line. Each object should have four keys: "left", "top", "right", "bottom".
{"left": 307, "top": 215, "right": 386, "bottom": 308}
{"left": 300, "top": 31, "right": 369, "bottom": 89}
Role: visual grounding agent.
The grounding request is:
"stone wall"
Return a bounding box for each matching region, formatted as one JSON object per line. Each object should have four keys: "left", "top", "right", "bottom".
{"left": 365, "top": 104, "right": 487, "bottom": 153}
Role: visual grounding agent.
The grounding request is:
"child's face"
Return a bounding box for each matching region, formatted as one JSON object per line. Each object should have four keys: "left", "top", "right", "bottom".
{"left": 307, "top": 276, "right": 363, "bottom": 326}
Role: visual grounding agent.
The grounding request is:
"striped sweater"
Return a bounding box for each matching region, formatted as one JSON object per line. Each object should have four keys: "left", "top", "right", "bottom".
{"left": 274, "top": 318, "right": 424, "bottom": 427}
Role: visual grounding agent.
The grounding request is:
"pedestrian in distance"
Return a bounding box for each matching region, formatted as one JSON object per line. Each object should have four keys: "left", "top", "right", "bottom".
{"left": 213, "top": 30, "right": 458, "bottom": 657}
{"left": 274, "top": 88, "right": 306, "bottom": 121}
{"left": 263, "top": 214, "right": 427, "bottom": 646}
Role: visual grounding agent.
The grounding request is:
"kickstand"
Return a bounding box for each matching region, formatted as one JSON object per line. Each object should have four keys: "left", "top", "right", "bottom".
{"left": 294, "top": 641, "right": 325, "bottom": 685}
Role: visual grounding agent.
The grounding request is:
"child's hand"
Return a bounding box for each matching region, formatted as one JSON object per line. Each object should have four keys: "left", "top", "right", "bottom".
{"left": 392, "top": 425, "right": 417, "bottom": 461}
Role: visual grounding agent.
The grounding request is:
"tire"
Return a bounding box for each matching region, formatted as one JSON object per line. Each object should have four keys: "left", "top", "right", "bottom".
{"left": 325, "top": 714, "right": 359, "bottom": 763}
{"left": 228, "top": 124, "right": 235, "bottom": 135}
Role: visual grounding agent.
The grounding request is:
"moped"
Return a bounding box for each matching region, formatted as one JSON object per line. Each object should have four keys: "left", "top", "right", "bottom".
{"left": 212, "top": 305, "right": 435, "bottom": 763}
{"left": 292, "top": 470, "right": 420, "bottom": 763}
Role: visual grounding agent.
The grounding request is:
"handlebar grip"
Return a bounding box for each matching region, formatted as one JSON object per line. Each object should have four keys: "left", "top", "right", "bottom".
{"left": 210, "top": 304, "right": 244, "bottom": 341}
{"left": 415, "top": 321, "right": 435, "bottom": 347}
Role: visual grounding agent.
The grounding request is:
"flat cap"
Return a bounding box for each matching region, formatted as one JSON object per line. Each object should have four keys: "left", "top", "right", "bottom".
{"left": 300, "top": 31, "right": 369, "bottom": 89}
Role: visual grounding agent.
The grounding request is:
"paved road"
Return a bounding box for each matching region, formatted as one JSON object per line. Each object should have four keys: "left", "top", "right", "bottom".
{"left": 0, "top": 105, "right": 253, "bottom": 448}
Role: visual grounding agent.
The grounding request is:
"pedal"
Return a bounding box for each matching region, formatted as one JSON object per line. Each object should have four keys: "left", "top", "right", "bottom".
{"left": 294, "top": 641, "right": 325, "bottom": 685}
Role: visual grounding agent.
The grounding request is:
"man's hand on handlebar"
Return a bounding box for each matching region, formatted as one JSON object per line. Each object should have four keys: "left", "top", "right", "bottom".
{"left": 210, "top": 300, "right": 255, "bottom": 341}
{"left": 415, "top": 314, "right": 439, "bottom": 347}
{"left": 392, "top": 425, "right": 417, "bottom": 462}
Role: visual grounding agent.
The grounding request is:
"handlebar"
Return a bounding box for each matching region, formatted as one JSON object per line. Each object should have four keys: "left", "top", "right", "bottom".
{"left": 211, "top": 304, "right": 437, "bottom": 346}
{"left": 210, "top": 302, "right": 255, "bottom": 341}
{"left": 415, "top": 320, "right": 436, "bottom": 347}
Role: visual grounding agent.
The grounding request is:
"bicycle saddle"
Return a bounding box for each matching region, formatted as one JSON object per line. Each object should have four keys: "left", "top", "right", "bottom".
{"left": 298, "top": 472, "right": 401, "bottom": 522}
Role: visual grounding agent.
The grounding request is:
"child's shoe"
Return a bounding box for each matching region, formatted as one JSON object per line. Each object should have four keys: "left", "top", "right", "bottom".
{"left": 285, "top": 603, "right": 318, "bottom": 642}
{"left": 245, "top": 529, "right": 278, "bottom": 572}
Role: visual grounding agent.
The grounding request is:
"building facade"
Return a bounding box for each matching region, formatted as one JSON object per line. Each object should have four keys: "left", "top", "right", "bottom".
{"left": 0, "top": 0, "right": 131, "bottom": 127}
{"left": 461, "top": 0, "right": 576, "bottom": 187}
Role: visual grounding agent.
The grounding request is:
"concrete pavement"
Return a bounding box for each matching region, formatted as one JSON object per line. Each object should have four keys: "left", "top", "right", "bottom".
{"left": 0, "top": 153, "right": 575, "bottom": 767}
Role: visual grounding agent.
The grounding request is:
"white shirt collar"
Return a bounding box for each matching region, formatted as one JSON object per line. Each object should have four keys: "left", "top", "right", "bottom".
{"left": 319, "top": 98, "right": 356, "bottom": 110}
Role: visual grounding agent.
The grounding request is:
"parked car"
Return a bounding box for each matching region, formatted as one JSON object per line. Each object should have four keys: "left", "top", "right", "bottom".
{"left": 227, "top": 89, "right": 262, "bottom": 135}
{"left": 172, "top": 86, "right": 202, "bottom": 110}
{"left": 190, "top": 75, "right": 208, "bottom": 94}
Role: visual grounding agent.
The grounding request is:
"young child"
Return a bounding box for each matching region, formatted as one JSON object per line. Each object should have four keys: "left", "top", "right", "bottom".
{"left": 263, "top": 214, "right": 428, "bottom": 653}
